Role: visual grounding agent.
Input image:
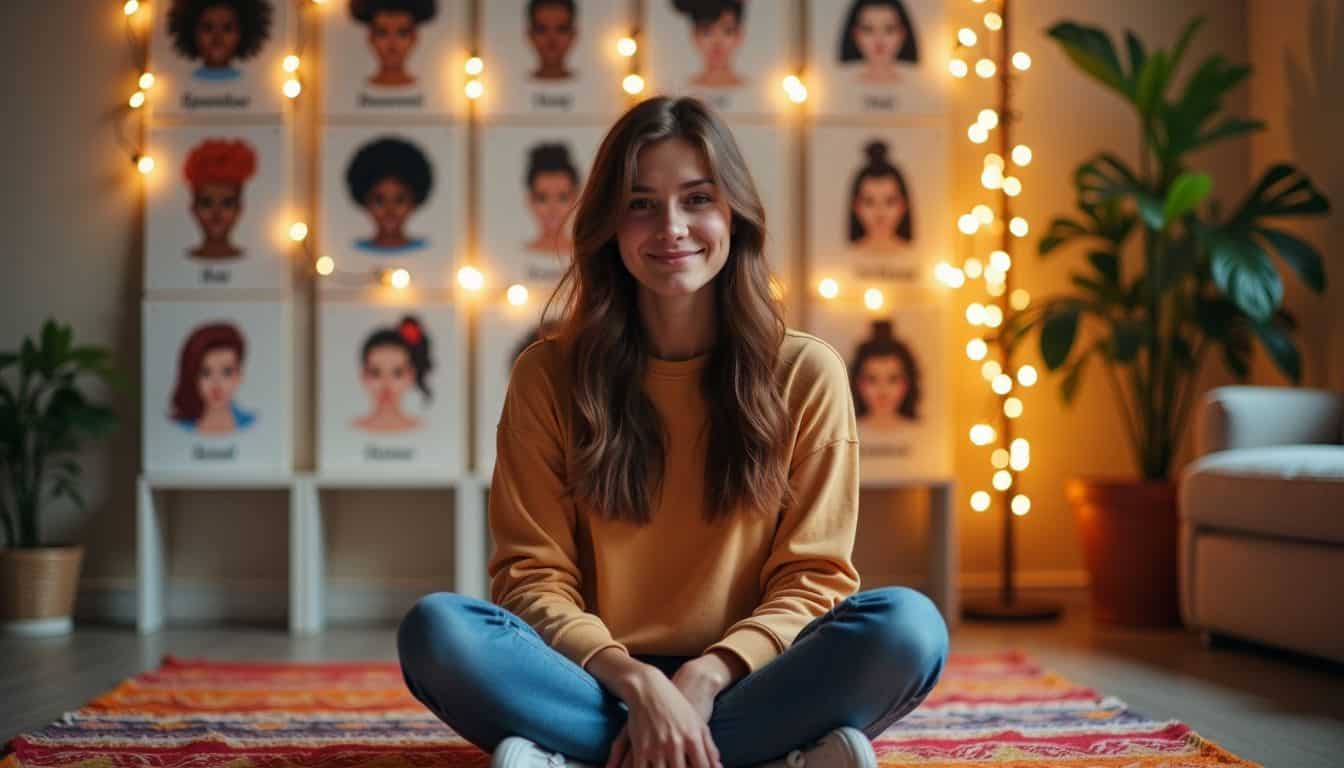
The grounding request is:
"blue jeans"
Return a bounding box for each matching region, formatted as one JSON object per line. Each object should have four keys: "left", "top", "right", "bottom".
{"left": 397, "top": 586, "right": 947, "bottom": 768}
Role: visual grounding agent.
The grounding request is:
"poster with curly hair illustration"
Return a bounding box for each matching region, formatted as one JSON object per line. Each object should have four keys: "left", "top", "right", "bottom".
{"left": 147, "top": 0, "right": 292, "bottom": 118}
{"left": 808, "top": 302, "right": 949, "bottom": 481}
{"left": 142, "top": 300, "right": 292, "bottom": 473}
{"left": 641, "top": 0, "right": 790, "bottom": 117}
{"left": 807, "top": 123, "right": 947, "bottom": 292}
{"left": 322, "top": 0, "right": 469, "bottom": 118}
{"left": 320, "top": 125, "right": 464, "bottom": 294}
{"left": 475, "top": 0, "right": 628, "bottom": 118}
{"left": 805, "top": 0, "right": 947, "bottom": 116}
{"left": 475, "top": 300, "right": 560, "bottom": 474}
{"left": 318, "top": 301, "right": 466, "bottom": 477}
{"left": 146, "top": 124, "right": 291, "bottom": 294}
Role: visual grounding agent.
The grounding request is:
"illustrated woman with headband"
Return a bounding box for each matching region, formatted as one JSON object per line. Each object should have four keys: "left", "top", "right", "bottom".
{"left": 353, "top": 315, "right": 433, "bottom": 432}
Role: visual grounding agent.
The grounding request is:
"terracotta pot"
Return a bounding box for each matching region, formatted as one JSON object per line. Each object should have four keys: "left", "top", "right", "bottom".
{"left": 1065, "top": 478, "right": 1180, "bottom": 627}
{"left": 0, "top": 545, "right": 84, "bottom": 636}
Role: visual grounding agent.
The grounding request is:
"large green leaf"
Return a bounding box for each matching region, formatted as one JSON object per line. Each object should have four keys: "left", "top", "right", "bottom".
{"left": 1255, "top": 227, "right": 1326, "bottom": 292}
{"left": 1047, "top": 22, "right": 1132, "bottom": 100}
{"left": 1197, "top": 117, "right": 1265, "bottom": 147}
{"left": 1233, "top": 164, "right": 1332, "bottom": 224}
{"left": 1087, "top": 250, "right": 1120, "bottom": 285}
{"left": 1252, "top": 315, "right": 1301, "bottom": 383}
{"left": 1060, "top": 352, "right": 1091, "bottom": 405}
{"left": 1208, "top": 232, "right": 1283, "bottom": 321}
{"left": 1039, "top": 217, "right": 1090, "bottom": 255}
{"left": 1111, "top": 318, "right": 1146, "bottom": 362}
{"left": 1041, "top": 302, "right": 1084, "bottom": 369}
{"left": 1076, "top": 155, "right": 1164, "bottom": 228}
{"left": 1163, "top": 171, "right": 1212, "bottom": 223}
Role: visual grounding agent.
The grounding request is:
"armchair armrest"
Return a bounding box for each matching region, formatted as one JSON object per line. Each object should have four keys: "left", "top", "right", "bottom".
{"left": 1195, "top": 386, "right": 1344, "bottom": 457}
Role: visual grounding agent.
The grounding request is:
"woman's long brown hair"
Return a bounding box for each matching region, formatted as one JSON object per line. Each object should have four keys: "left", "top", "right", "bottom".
{"left": 540, "top": 96, "right": 793, "bottom": 526}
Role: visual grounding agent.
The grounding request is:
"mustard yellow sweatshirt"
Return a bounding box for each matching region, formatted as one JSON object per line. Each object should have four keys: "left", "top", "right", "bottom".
{"left": 486, "top": 329, "right": 862, "bottom": 676}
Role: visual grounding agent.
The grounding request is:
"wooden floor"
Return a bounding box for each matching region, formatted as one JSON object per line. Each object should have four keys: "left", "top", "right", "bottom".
{"left": 4, "top": 591, "right": 1343, "bottom": 768}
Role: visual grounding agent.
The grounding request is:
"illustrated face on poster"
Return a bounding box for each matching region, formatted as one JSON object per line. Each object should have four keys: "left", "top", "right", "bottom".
{"left": 806, "top": 0, "right": 945, "bottom": 115}
{"left": 727, "top": 123, "right": 794, "bottom": 299}
{"left": 808, "top": 124, "right": 946, "bottom": 290}
{"left": 524, "top": 142, "right": 581, "bottom": 257}
{"left": 475, "top": 301, "right": 558, "bottom": 474}
{"left": 319, "top": 302, "right": 465, "bottom": 477}
{"left": 321, "top": 124, "right": 464, "bottom": 292}
{"left": 143, "top": 301, "right": 291, "bottom": 473}
{"left": 323, "top": 0, "right": 467, "bottom": 116}
{"left": 150, "top": 0, "right": 289, "bottom": 116}
{"left": 478, "top": 0, "right": 626, "bottom": 117}
{"left": 643, "top": 0, "right": 788, "bottom": 115}
{"left": 146, "top": 124, "right": 290, "bottom": 293}
{"left": 849, "top": 318, "right": 921, "bottom": 430}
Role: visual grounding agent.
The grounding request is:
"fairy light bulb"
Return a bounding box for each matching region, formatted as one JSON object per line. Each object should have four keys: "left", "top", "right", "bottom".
{"left": 993, "top": 470, "right": 1013, "bottom": 491}
{"left": 957, "top": 213, "right": 980, "bottom": 234}
{"left": 1009, "top": 217, "right": 1029, "bottom": 237}
{"left": 976, "top": 58, "right": 996, "bottom": 78}
{"left": 283, "top": 54, "right": 301, "bottom": 73}
{"left": 984, "top": 266, "right": 1006, "bottom": 285}
{"left": 315, "top": 255, "right": 334, "bottom": 275}
{"left": 465, "top": 79, "right": 484, "bottom": 99}
{"left": 1017, "top": 365, "right": 1039, "bottom": 387}
{"left": 465, "top": 56, "right": 484, "bottom": 75}
{"left": 983, "top": 11, "right": 1003, "bottom": 31}
{"left": 138, "top": 72, "right": 155, "bottom": 89}
{"left": 991, "top": 448, "right": 1010, "bottom": 468}
{"left": 129, "top": 91, "right": 146, "bottom": 109}
{"left": 966, "top": 303, "right": 987, "bottom": 326}
{"left": 288, "top": 221, "right": 309, "bottom": 242}
{"left": 935, "top": 262, "right": 965, "bottom": 288}
{"left": 966, "top": 338, "right": 988, "bottom": 360}
{"left": 123, "top": 0, "right": 140, "bottom": 15}
{"left": 135, "top": 155, "right": 155, "bottom": 174}
{"left": 389, "top": 268, "right": 411, "bottom": 289}
{"left": 1004, "top": 397, "right": 1023, "bottom": 418}
{"left": 1013, "top": 51, "right": 1033, "bottom": 71}
{"left": 984, "top": 153, "right": 1005, "bottom": 169}
{"left": 970, "top": 491, "right": 991, "bottom": 512}
{"left": 983, "top": 304, "right": 1003, "bottom": 328}
{"left": 989, "top": 250, "right": 1012, "bottom": 272}
{"left": 986, "top": 280, "right": 1007, "bottom": 297}
{"left": 957, "top": 27, "right": 978, "bottom": 46}
{"left": 782, "top": 75, "right": 808, "bottom": 103}
{"left": 970, "top": 423, "right": 997, "bottom": 445}
{"left": 457, "top": 266, "right": 484, "bottom": 292}
{"left": 1002, "top": 176, "right": 1023, "bottom": 197}
{"left": 963, "top": 257, "right": 984, "bottom": 279}
{"left": 616, "top": 37, "right": 637, "bottom": 57}
{"left": 1011, "top": 494, "right": 1031, "bottom": 516}
{"left": 1010, "top": 289, "right": 1031, "bottom": 310}
{"left": 977, "top": 108, "right": 999, "bottom": 129}
{"left": 1010, "top": 449, "right": 1031, "bottom": 471}
{"left": 507, "top": 283, "right": 529, "bottom": 305}
{"left": 992, "top": 373, "right": 1013, "bottom": 395}
{"left": 972, "top": 204, "right": 994, "bottom": 224}
{"left": 981, "top": 166, "right": 1003, "bottom": 190}
{"left": 968, "top": 123, "right": 990, "bottom": 144}
{"left": 981, "top": 360, "right": 1002, "bottom": 380}
{"left": 1012, "top": 144, "right": 1033, "bottom": 166}
{"left": 623, "top": 74, "right": 645, "bottom": 95}
{"left": 948, "top": 58, "right": 968, "bottom": 78}
{"left": 283, "top": 78, "right": 302, "bottom": 98}
{"left": 818, "top": 277, "right": 839, "bottom": 299}
{"left": 863, "top": 287, "right": 884, "bottom": 310}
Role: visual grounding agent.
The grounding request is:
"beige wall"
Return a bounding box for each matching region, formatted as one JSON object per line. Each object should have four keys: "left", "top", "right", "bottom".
{"left": 5, "top": 1, "right": 1332, "bottom": 621}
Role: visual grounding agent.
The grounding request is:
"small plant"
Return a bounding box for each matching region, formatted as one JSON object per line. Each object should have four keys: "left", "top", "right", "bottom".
{"left": 1006, "top": 17, "right": 1331, "bottom": 480}
{"left": 0, "top": 319, "right": 120, "bottom": 548}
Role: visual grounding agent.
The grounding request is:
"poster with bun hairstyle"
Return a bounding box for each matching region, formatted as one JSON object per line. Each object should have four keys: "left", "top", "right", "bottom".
{"left": 143, "top": 300, "right": 292, "bottom": 474}
{"left": 318, "top": 301, "right": 465, "bottom": 478}
{"left": 148, "top": 0, "right": 292, "bottom": 118}
{"left": 146, "top": 123, "right": 292, "bottom": 295}
{"left": 805, "top": 0, "right": 948, "bottom": 116}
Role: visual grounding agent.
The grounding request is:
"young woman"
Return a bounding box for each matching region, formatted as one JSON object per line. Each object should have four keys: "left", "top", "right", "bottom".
{"left": 167, "top": 0, "right": 274, "bottom": 81}
{"left": 397, "top": 97, "right": 947, "bottom": 768}
{"left": 847, "top": 140, "right": 912, "bottom": 253}
{"left": 183, "top": 138, "right": 257, "bottom": 260}
{"left": 170, "top": 322, "right": 255, "bottom": 434}
{"left": 849, "top": 320, "right": 921, "bottom": 430}
{"left": 350, "top": 0, "right": 437, "bottom": 87}
{"left": 524, "top": 142, "right": 581, "bottom": 255}
{"left": 836, "top": 0, "right": 919, "bottom": 84}
{"left": 352, "top": 315, "right": 432, "bottom": 433}
{"left": 345, "top": 136, "right": 434, "bottom": 252}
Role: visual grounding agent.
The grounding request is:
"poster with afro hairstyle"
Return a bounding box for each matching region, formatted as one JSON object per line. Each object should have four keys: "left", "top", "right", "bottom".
{"left": 322, "top": 0, "right": 470, "bottom": 118}
{"left": 317, "top": 300, "right": 466, "bottom": 478}
{"left": 145, "top": 123, "right": 292, "bottom": 294}
{"left": 319, "top": 124, "right": 465, "bottom": 295}
{"left": 149, "top": 0, "right": 292, "bottom": 118}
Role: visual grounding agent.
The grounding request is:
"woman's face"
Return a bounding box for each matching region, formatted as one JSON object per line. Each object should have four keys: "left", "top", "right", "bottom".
{"left": 195, "top": 4, "right": 242, "bottom": 68}
{"left": 692, "top": 12, "right": 743, "bottom": 71}
{"left": 364, "top": 176, "right": 415, "bottom": 239}
{"left": 856, "top": 353, "right": 908, "bottom": 418}
{"left": 854, "top": 175, "right": 906, "bottom": 241}
{"left": 616, "top": 137, "right": 732, "bottom": 301}
{"left": 852, "top": 5, "right": 905, "bottom": 65}
{"left": 528, "top": 171, "right": 577, "bottom": 238}
{"left": 361, "top": 344, "right": 413, "bottom": 408}
{"left": 197, "top": 347, "right": 242, "bottom": 409}
{"left": 528, "top": 4, "right": 576, "bottom": 72}
{"left": 191, "top": 181, "right": 243, "bottom": 241}
{"left": 368, "top": 10, "right": 418, "bottom": 71}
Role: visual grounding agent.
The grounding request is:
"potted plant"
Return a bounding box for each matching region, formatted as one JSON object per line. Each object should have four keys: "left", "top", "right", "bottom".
{"left": 1, "top": 319, "right": 120, "bottom": 635}
{"left": 1005, "top": 18, "right": 1331, "bottom": 625}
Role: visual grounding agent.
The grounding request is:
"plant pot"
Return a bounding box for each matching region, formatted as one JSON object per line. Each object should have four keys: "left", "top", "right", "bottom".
{"left": 0, "top": 545, "right": 84, "bottom": 636}
{"left": 1065, "top": 478, "right": 1180, "bottom": 627}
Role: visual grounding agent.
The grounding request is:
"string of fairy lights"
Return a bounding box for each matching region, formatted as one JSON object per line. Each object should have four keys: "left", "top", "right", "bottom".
{"left": 118, "top": 0, "right": 810, "bottom": 308}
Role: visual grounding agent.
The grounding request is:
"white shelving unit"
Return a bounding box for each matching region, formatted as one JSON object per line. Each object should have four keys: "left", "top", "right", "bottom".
{"left": 861, "top": 476, "right": 959, "bottom": 629}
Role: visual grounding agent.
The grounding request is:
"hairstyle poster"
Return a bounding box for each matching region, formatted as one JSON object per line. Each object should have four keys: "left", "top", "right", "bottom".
{"left": 142, "top": 300, "right": 292, "bottom": 474}
{"left": 476, "top": 0, "right": 628, "bottom": 118}
{"left": 808, "top": 301, "right": 949, "bottom": 482}
{"left": 317, "top": 300, "right": 466, "bottom": 478}
{"left": 145, "top": 123, "right": 292, "bottom": 295}
{"left": 807, "top": 123, "right": 947, "bottom": 292}
{"left": 478, "top": 124, "right": 606, "bottom": 289}
{"left": 806, "top": 0, "right": 947, "bottom": 116}
{"left": 729, "top": 122, "right": 795, "bottom": 299}
{"left": 320, "top": 0, "right": 469, "bottom": 118}
{"left": 320, "top": 124, "right": 464, "bottom": 294}
{"left": 147, "top": 0, "right": 292, "bottom": 118}
{"left": 475, "top": 300, "right": 557, "bottom": 475}
{"left": 642, "top": 0, "right": 792, "bottom": 117}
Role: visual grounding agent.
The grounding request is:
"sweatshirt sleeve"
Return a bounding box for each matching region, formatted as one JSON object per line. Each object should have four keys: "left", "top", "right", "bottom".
{"left": 702, "top": 339, "right": 863, "bottom": 674}
{"left": 487, "top": 345, "right": 630, "bottom": 671}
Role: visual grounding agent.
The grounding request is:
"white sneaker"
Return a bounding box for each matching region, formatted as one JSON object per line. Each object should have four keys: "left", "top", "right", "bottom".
{"left": 491, "top": 736, "right": 601, "bottom": 768}
{"left": 752, "top": 726, "right": 877, "bottom": 768}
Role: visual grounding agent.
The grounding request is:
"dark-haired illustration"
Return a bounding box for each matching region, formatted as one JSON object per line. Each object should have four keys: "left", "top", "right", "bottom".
{"left": 510, "top": 320, "right": 561, "bottom": 365}
{"left": 848, "top": 140, "right": 912, "bottom": 252}
{"left": 353, "top": 315, "right": 433, "bottom": 432}
{"left": 345, "top": 136, "right": 434, "bottom": 252}
{"left": 527, "top": 0, "right": 577, "bottom": 80}
{"left": 672, "top": 0, "right": 745, "bottom": 88}
{"left": 350, "top": 0, "right": 437, "bottom": 87}
{"left": 524, "top": 142, "right": 580, "bottom": 256}
{"left": 849, "top": 319, "right": 921, "bottom": 429}
{"left": 170, "top": 322, "right": 256, "bottom": 434}
{"left": 837, "top": 0, "right": 919, "bottom": 83}
{"left": 183, "top": 138, "right": 258, "bottom": 260}
{"left": 168, "top": 0, "right": 274, "bottom": 81}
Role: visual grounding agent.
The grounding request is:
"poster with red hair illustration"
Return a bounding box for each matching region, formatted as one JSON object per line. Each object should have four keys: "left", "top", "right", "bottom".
{"left": 143, "top": 300, "right": 292, "bottom": 473}
{"left": 317, "top": 301, "right": 465, "bottom": 478}
{"left": 146, "top": 124, "right": 290, "bottom": 294}
{"left": 147, "top": 0, "right": 292, "bottom": 118}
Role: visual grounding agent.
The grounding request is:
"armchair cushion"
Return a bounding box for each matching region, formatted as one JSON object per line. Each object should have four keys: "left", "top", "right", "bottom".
{"left": 1195, "top": 386, "right": 1344, "bottom": 455}
{"left": 1180, "top": 445, "right": 1344, "bottom": 544}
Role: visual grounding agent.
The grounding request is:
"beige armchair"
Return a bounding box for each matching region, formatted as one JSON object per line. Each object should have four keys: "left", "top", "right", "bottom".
{"left": 1179, "top": 385, "right": 1344, "bottom": 662}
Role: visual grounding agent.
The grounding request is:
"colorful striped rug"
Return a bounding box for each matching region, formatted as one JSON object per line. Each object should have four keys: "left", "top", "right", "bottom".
{"left": 3, "top": 651, "right": 1257, "bottom": 768}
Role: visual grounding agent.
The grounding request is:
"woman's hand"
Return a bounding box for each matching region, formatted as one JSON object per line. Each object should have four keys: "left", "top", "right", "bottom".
{"left": 605, "top": 668, "right": 722, "bottom": 768}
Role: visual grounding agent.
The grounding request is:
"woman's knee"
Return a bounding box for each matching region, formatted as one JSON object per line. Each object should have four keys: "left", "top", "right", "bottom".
{"left": 849, "top": 586, "right": 949, "bottom": 677}
{"left": 397, "top": 591, "right": 491, "bottom": 685}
